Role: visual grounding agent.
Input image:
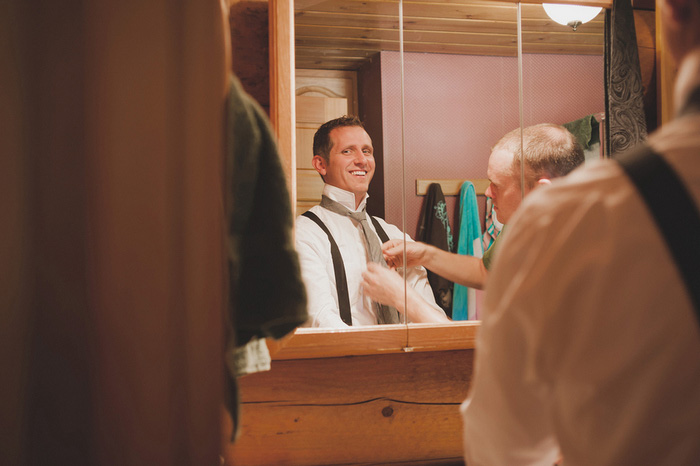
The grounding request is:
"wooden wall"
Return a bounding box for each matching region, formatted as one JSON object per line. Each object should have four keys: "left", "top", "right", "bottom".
{"left": 224, "top": 324, "right": 479, "bottom": 465}
{"left": 229, "top": 0, "right": 271, "bottom": 113}
{"left": 228, "top": 350, "right": 472, "bottom": 465}
{"left": 2, "top": 1, "right": 228, "bottom": 464}
{"left": 634, "top": 7, "right": 658, "bottom": 132}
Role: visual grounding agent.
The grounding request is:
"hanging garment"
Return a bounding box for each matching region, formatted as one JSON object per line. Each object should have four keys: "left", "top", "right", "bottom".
{"left": 452, "top": 181, "right": 483, "bottom": 320}
{"left": 605, "top": 0, "right": 647, "bottom": 155}
{"left": 481, "top": 197, "right": 503, "bottom": 253}
{"left": 564, "top": 114, "right": 597, "bottom": 150}
{"left": 224, "top": 73, "right": 308, "bottom": 440}
{"left": 564, "top": 114, "right": 601, "bottom": 162}
{"left": 416, "top": 183, "right": 454, "bottom": 316}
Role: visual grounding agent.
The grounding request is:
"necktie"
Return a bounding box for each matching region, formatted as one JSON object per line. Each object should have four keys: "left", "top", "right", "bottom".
{"left": 320, "top": 196, "right": 400, "bottom": 324}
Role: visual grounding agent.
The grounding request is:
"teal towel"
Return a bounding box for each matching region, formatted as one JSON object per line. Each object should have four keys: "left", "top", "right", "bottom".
{"left": 452, "top": 181, "right": 482, "bottom": 321}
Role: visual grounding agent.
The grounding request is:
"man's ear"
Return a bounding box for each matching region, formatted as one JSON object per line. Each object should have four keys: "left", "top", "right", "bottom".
{"left": 536, "top": 178, "right": 552, "bottom": 187}
{"left": 312, "top": 155, "right": 327, "bottom": 176}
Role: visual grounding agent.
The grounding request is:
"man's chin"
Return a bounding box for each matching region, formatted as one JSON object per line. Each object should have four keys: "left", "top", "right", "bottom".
{"left": 350, "top": 180, "right": 371, "bottom": 190}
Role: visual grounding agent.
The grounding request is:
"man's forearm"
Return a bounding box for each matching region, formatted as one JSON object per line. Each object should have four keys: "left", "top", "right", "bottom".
{"left": 422, "top": 245, "right": 488, "bottom": 290}
{"left": 398, "top": 286, "right": 451, "bottom": 324}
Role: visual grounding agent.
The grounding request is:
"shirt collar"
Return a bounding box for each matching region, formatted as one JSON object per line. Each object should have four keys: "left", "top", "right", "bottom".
{"left": 322, "top": 184, "right": 369, "bottom": 212}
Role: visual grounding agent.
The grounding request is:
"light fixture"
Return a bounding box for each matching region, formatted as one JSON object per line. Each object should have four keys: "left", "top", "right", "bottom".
{"left": 542, "top": 3, "right": 603, "bottom": 31}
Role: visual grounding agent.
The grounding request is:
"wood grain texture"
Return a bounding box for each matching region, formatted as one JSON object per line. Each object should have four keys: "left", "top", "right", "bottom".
{"left": 268, "top": 321, "right": 480, "bottom": 360}
{"left": 270, "top": 0, "right": 297, "bottom": 195}
{"left": 226, "top": 347, "right": 475, "bottom": 465}
{"left": 296, "top": 0, "right": 610, "bottom": 70}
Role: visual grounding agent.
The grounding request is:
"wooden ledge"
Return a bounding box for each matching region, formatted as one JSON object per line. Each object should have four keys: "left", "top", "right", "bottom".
{"left": 416, "top": 179, "right": 490, "bottom": 196}
{"left": 267, "top": 321, "right": 480, "bottom": 360}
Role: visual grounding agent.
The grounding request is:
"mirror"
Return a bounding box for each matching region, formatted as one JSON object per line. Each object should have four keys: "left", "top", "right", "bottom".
{"left": 294, "top": 0, "right": 409, "bottom": 327}
{"left": 291, "top": 0, "right": 606, "bottom": 332}
{"left": 520, "top": 3, "right": 606, "bottom": 158}
{"left": 294, "top": 0, "right": 403, "bottom": 218}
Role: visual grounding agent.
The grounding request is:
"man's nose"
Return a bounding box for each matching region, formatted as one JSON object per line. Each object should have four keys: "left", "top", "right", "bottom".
{"left": 354, "top": 151, "right": 369, "bottom": 164}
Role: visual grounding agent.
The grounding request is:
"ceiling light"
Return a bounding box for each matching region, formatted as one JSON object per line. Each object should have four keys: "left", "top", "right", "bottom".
{"left": 542, "top": 3, "right": 603, "bottom": 31}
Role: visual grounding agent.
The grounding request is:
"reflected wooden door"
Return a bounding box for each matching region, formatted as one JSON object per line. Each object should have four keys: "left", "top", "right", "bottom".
{"left": 295, "top": 70, "right": 358, "bottom": 214}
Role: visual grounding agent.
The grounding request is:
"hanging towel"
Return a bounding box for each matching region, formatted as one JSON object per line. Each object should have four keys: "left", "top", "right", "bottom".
{"left": 224, "top": 73, "right": 308, "bottom": 440}
{"left": 452, "top": 181, "right": 482, "bottom": 321}
{"left": 564, "top": 114, "right": 602, "bottom": 162}
{"left": 416, "top": 183, "right": 454, "bottom": 316}
{"left": 563, "top": 114, "right": 597, "bottom": 150}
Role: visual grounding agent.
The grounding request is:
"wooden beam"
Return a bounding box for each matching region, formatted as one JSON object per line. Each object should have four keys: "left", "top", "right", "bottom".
{"left": 270, "top": 0, "right": 296, "bottom": 201}
{"left": 267, "top": 321, "right": 480, "bottom": 360}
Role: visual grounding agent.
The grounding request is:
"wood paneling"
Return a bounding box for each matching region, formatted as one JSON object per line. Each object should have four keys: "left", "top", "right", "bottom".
{"left": 297, "top": 169, "right": 326, "bottom": 200}
{"left": 294, "top": 70, "right": 356, "bottom": 211}
{"left": 6, "top": 1, "right": 227, "bottom": 464}
{"left": 635, "top": 8, "right": 658, "bottom": 131}
{"left": 271, "top": 0, "right": 297, "bottom": 195}
{"left": 225, "top": 324, "right": 478, "bottom": 464}
{"left": 226, "top": 327, "right": 476, "bottom": 465}
{"left": 296, "top": 0, "right": 609, "bottom": 71}
{"left": 269, "top": 321, "right": 480, "bottom": 359}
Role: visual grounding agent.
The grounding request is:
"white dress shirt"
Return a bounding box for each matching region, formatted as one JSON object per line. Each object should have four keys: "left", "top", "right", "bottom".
{"left": 295, "top": 184, "right": 442, "bottom": 328}
{"left": 461, "top": 52, "right": 700, "bottom": 466}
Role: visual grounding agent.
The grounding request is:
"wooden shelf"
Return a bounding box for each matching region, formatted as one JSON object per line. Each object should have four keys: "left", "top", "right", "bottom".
{"left": 416, "top": 179, "right": 490, "bottom": 196}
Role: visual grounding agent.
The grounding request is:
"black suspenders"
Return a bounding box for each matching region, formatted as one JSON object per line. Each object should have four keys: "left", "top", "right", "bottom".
{"left": 301, "top": 210, "right": 390, "bottom": 326}
{"left": 617, "top": 145, "right": 700, "bottom": 323}
{"left": 370, "top": 216, "right": 390, "bottom": 244}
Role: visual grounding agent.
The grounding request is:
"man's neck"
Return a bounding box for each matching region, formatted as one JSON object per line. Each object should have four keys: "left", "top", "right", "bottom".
{"left": 323, "top": 184, "right": 368, "bottom": 211}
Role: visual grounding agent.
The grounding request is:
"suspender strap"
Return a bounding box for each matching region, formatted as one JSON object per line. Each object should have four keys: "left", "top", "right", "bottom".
{"left": 302, "top": 211, "right": 352, "bottom": 326}
{"left": 617, "top": 145, "right": 700, "bottom": 320}
{"left": 370, "top": 216, "right": 390, "bottom": 244}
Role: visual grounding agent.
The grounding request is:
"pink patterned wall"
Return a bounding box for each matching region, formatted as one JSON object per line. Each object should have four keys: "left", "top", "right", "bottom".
{"left": 379, "top": 51, "right": 605, "bottom": 238}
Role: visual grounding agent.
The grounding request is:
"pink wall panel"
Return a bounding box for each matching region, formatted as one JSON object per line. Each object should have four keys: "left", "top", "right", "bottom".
{"left": 380, "top": 51, "right": 604, "bottom": 239}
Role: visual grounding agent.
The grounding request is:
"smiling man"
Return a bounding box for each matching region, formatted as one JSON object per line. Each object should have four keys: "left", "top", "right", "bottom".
{"left": 382, "top": 123, "right": 584, "bottom": 291}
{"left": 295, "top": 116, "right": 446, "bottom": 327}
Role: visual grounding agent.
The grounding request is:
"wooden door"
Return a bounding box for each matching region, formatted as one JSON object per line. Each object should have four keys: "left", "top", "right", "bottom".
{"left": 295, "top": 70, "right": 358, "bottom": 214}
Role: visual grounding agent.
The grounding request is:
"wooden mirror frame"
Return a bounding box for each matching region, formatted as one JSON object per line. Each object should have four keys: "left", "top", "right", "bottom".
{"left": 224, "top": 2, "right": 618, "bottom": 464}
{"left": 268, "top": 0, "right": 612, "bottom": 355}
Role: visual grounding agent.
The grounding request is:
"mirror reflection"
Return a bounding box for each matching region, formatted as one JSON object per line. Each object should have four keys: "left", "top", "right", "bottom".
{"left": 294, "top": 0, "right": 425, "bottom": 328}
{"left": 520, "top": 3, "right": 605, "bottom": 155}
{"left": 292, "top": 0, "right": 605, "bottom": 330}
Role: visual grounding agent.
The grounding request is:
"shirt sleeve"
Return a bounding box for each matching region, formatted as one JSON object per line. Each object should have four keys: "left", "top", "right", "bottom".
{"left": 461, "top": 205, "right": 558, "bottom": 465}
{"left": 295, "top": 216, "right": 348, "bottom": 328}
{"left": 481, "top": 225, "right": 506, "bottom": 271}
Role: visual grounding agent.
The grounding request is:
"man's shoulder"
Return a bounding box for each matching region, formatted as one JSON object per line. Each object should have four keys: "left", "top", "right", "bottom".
{"left": 499, "top": 159, "right": 636, "bottom": 261}
{"left": 296, "top": 205, "right": 322, "bottom": 220}
{"left": 295, "top": 206, "right": 328, "bottom": 239}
